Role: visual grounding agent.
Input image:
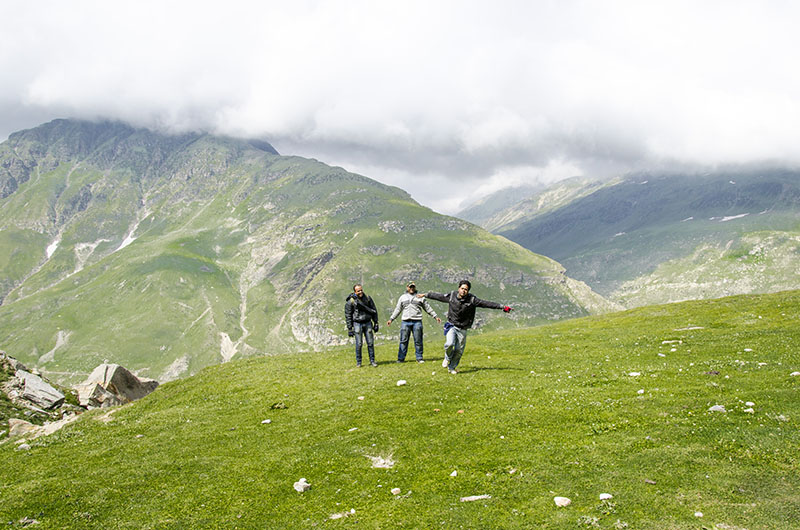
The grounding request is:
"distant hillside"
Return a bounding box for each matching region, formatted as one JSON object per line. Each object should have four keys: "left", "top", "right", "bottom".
{"left": 0, "top": 120, "right": 613, "bottom": 384}
{"left": 490, "top": 171, "right": 800, "bottom": 306}
{"left": 456, "top": 184, "right": 542, "bottom": 227}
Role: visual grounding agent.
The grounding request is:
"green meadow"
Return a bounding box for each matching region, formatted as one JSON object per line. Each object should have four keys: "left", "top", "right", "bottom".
{"left": 2, "top": 290, "right": 799, "bottom": 528}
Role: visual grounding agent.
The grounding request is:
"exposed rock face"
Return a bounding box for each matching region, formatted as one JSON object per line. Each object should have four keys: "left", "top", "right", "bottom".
{"left": 17, "top": 370, "right": 65, "bottom": 409}
{"left": 76, "top": 363, "right": 159, "bottom": 408}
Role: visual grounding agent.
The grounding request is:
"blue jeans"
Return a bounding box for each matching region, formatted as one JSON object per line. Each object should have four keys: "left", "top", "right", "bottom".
{"left": 353, "top": 322, "right": 375, "bottom": 364}
{"left": 444, "top": 326, "right": 468, "bottom": 370}
{"left": 397, "top": 320, "right": 424, "bottom": 361}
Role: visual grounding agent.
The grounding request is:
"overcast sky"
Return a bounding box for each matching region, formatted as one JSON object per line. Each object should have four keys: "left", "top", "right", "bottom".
{"left": 2, "top": 1, "right": 799, "bottom": 213}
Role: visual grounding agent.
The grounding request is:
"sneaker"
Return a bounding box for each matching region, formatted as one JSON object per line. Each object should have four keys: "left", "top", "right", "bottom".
{"left": 449, "top": 369, "right": 458, "bottom": 375}
{"left": 356, "top": 363, "right": 362, "bottom": 368}
{"left": 370, "top": 361, "right": 378, "bottom": 367}
{"left": 396, "top": 359, "right": 404, "bottom": 363}
{"left": 442, "top": 357, "right": 449, "bottom": 368}
{"left": 417, "top": 359, "right": 425, "bottom": 363}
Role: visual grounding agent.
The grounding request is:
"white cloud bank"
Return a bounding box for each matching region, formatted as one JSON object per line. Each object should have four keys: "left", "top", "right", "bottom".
{"left": 2, "top": 0, "right": 800, "bottom": 212}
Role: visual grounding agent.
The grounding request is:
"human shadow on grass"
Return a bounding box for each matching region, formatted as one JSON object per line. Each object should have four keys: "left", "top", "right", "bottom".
{"left": 453, "top": 365, "right": 526, "bottom": 374}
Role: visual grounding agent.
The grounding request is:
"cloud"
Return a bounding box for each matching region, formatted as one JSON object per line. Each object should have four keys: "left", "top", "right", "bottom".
{"left": 2, "top": 0, "right": 800, "bottom": 213}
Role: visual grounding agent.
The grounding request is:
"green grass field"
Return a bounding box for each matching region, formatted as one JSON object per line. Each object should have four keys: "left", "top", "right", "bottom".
{"left": 2, "top": 290, "right": 799, "bottom": 528}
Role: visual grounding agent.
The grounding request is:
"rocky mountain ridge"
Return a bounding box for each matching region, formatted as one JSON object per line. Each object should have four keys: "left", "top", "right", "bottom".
{"left": 468, "top": 170, "right": 800, "bottom": 306}
{"left": 0, "top": 119, "right": 613, "bottom": 384}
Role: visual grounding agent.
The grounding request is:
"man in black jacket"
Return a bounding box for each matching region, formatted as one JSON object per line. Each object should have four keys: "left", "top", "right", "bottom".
{"left": 345, "top": 284, "right": 379, "bottom": 367}
{"left": 420, "top": 280, "right": 512, "bottom": 374}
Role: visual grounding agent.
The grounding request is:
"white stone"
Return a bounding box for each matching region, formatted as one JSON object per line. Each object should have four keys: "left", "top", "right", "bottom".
{"left": 599, "top": 493, "right": 613, "bottom": 500}
{"left": 460, "top": 494, "right": 491, "bottom": 502}
{"left": 293, "top": 478, "right": 311, "bottom": 492}
{"left": 450, "top": 470, "right": 458, "bottom": 477}
{"left": 391, "top": 488, "right": 401, "bottom": 495}
{"left": 628, "top": 372, "right": 641, "bottom": 376}
{"left": 261, "top": 419, "right": 271, "bottom": 424}
{"left": 396, "top": 380, "right": 407, "bottom": 386}
{"left": 637, "top": 389, "right": 645, "bottom": 395}
{"left": 694, "top": 512, "right": 703, "bottom": 517}
{"left": 708, "top": 405, "right": 727, "bottom": 413}
{"left": 554, "top": 496, "right": 571, "bottom": 507}
{"left": 743, "top": 408, "right": 755, "bottom": 414}
{"left": 745, "top": 402, "right": 755, "bottom": 407}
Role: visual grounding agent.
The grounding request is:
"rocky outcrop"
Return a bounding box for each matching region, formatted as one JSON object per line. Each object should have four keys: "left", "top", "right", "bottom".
{"left": 17, "top": 370, "right": 65, "bottom": 409}
{"left": 75, "top": 363, "right": 159, "bottom": 408}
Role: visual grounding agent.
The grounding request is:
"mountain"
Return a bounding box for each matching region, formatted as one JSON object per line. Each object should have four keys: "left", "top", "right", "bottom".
{"left": 489, "top": 171, "right": 800, "bottom": 306}
{"left": 455, "top": 183, "right": 542, "bottom": 227}
{"left": 0, "top": 119, "right": 613, "bottom": 385}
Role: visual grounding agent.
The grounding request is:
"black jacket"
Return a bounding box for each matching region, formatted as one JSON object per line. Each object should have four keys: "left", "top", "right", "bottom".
{"left": 345, "top": 293, "right": 379, "bottom": 329}
{"left": 426, "top": 291, "right": 503, "bottom": 329}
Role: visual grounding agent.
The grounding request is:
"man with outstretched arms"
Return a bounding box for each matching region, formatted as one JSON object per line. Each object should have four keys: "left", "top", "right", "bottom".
{"left": 419, "top": 280, "right": 512, "bottom": 374}
{"left": 345, "top": 284, "right": 379, "bottom": 367}
{"left": 387, "top": 281, "right": 441, "bottom": 363}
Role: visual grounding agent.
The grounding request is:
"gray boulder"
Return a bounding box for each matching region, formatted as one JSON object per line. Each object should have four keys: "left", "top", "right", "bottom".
{"left": 76, "top": 364, "right": 158, "bottom": 408}
{"left": 17, "top": 370, "right": 65, "bottom": 409}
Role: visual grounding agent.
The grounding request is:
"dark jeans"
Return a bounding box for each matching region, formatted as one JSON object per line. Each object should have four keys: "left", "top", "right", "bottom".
{"left": 397, "top": 320, "right": 424, "bottom": 361}
{"left": 353, "top": 322, "right": 375, "bottom": 364}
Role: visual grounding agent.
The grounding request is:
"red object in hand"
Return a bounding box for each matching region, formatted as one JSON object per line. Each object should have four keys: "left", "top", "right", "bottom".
{"left": 503, "top": 306, "right": 512, "bottom": 312}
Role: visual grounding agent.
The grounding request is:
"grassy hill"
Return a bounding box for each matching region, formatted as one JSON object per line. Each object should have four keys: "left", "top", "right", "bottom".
{"left": 2, "top": 290, "right": 798, "bottom": 528}
{"left": 490, "top": 171, "right": 800, "bottom": 305}
{"left": 0, "top": 120, "right": 612, "bottom": 385}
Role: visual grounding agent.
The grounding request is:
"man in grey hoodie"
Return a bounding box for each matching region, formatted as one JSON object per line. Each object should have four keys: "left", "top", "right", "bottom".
{"left": 387, "top": 281, "right": 441, "bottom": 363}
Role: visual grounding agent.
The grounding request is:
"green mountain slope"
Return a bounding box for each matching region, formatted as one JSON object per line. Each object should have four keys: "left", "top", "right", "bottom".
{"left": 2, "top": 290, "right": 799, "bottom": 528}
{"left": 493, "top": 171, "right": 800, "bottom": 305}
{"left": 455, "top": 183, "right": 542, "bottom": 227}
{"left": 0, "top": 120, "right": 612, "bottom": 384}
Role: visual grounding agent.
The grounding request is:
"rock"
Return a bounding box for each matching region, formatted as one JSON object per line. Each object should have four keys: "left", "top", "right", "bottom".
{"left": 694, "top": 511, "right": 703, "bottom": 517}
{"left": 743, "top": 408, "right": 755, "bottom": 414}
{"left": 628, "top": 372, "right": 641, "bottom": 376}
{"left": 396, "top": 380, "right": 407, "bottom": 386}
{"left": 76, "top": 382, "right": 125, "bottom": 409}
{"left": 261, "top": 419, "right": 272, "bottom": 424}
{"left": 75, "top": 363, "right": 158, "bottom": 408}
{"left": 16, "top": 443, "right": 31, "bottom": 451}
{"left": 708, "top": 405, "right": 727, "bottom": 413}
{"left": 293, "top": 478, "right": 311, "bottom": 492}
{"left": 0, "top": 351, "right": 28, "bottom": 372}
{"left": 599, "top": 493, "right": 613, "bottom": 500}
{"left": 17, "top": 370, "right": 65, "bottom": 409}
{"left": 553, "top": 496, "right": 571, "bottom": 507}
{"left": 637, "top": 389, "right": 645, "bottom": 395}
{"left": 391, "top": 487, "right": 401, "bottom": 495}
{"left": 450, "top": 470, "right": 458, "bottom": 477}
{"left": 8, "top": 418, "right": 37, "bottom": 437}
{"left": 791, "top": 371, "right": 800, "bottom": 377}
{"left": 460, "top": 494, "right": 491, "bottom": 502}
{"left": 745, "top": 401, "right": 755, "bottom": 407}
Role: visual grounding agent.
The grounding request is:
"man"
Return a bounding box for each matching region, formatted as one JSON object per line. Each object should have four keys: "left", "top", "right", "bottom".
{"left": 345, "top": 284, "right": 379, "bottom": 367}
{"left": 419, "top": 280, "right": 512, "bottom": 374}
{"left": 387, "top": 281, "right": 442, "bottom": 363}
